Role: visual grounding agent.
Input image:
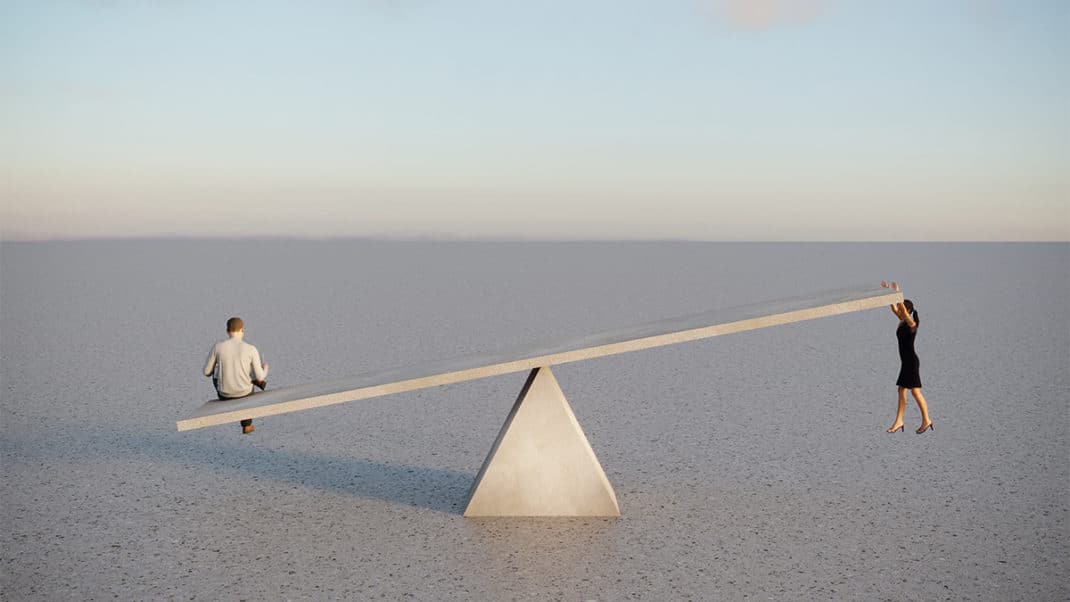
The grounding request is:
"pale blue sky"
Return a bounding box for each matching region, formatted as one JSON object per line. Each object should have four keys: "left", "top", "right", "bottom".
{"left": 2, "top": 0, "right": 1067, "bottom": 240}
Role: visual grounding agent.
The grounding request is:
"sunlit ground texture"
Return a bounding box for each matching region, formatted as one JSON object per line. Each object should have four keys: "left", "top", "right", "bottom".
{"left": 2, "top": 241, "right": 1067, "bottom": 600}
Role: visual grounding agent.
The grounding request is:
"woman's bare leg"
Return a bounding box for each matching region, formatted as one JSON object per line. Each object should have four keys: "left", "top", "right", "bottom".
{"left": 911, "top": 388, "right": 932, "bottom": 432}
{"left": 888, "top": 387, "right": 907, "bottom": 432}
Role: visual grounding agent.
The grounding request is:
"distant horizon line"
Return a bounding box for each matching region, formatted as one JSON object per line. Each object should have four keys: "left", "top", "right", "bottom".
{"left": 1, "top": 234, "right": 1066, "bottom": 244}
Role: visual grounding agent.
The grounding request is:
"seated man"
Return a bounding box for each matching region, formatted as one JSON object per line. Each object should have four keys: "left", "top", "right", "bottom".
{"left": 204, "top": 316, "right": 269, "bottom": 434}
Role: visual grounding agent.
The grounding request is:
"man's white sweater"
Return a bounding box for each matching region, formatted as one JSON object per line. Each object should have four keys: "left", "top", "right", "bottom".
{"left": 204, "top": 333, "right": 268, "bottom": 398}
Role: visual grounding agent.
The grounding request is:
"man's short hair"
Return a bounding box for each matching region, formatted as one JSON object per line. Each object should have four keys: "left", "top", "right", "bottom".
{"left": 226, "top": 317, "right": 244, "bottom": 333}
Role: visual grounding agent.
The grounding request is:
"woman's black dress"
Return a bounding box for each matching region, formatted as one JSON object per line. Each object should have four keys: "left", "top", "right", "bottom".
{"left": 896, "top": 321, "right": 922, "bottom": 388}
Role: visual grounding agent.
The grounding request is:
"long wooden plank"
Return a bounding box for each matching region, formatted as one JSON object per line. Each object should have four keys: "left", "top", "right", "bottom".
{"left": 177, "top": 284, "right": 902, "bottom": 431}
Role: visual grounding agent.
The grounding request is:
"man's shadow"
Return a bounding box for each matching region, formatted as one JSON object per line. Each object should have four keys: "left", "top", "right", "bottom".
{"left": 68, "top": 425, "right": 475, "bottom": 514}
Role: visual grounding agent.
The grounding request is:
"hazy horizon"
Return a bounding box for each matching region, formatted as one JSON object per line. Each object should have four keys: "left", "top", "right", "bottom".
{"left": 3, "top": 1, "right": 1068, "bottom": 241}
{"left": 2, "top": 234, "right": 1068, "bottom": 243}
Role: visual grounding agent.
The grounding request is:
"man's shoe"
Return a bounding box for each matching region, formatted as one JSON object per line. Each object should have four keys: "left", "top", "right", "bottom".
{"left": 242, "top": 424, "right": 255, "bottom": 434}
{"left": 254, "top": 379, "right": 267, "bottom": 391}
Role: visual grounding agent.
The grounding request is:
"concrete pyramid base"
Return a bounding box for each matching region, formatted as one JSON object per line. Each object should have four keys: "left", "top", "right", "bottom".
{"left": 463, "top": 367, "right": 620, "bottom": 517}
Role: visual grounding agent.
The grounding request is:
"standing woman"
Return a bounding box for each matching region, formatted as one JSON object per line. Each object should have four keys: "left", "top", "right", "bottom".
{"left": 881, "top": 281, "right": 934, "bottom": 434}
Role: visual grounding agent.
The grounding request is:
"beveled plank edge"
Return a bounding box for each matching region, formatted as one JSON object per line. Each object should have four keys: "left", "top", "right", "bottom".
{"left": 177, "top": 291, "right": 901, "bottom": 431}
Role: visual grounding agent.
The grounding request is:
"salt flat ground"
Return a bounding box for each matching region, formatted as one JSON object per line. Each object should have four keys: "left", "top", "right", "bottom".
{"left": 2, "top": 241, "right": 1067, "bottom": 601}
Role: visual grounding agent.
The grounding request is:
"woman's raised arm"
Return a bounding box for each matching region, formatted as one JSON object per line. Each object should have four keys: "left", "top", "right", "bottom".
{"left": 882, "top": 281, "right": 913, "bottom": 324}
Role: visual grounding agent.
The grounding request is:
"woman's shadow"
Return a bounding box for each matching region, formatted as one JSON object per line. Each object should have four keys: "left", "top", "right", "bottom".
{"left": 74, "top": 425, "right": 475, "bottom": 514}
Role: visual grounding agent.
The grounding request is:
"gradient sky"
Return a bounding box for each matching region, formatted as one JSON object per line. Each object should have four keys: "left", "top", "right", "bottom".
{"left": 2, "top": 0, "right": 1068, "bottom": 241}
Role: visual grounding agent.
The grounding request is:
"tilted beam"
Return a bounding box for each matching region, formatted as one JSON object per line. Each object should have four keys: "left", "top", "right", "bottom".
{"left": 177, "top": 284, "right": 901, "bottom": 431}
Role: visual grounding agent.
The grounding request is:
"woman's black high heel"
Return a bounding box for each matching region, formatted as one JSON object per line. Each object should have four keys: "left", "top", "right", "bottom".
{"left": 886, "top": 424, "right": 904, "bottom": 433}
{"left": 916, "top": 422, "right": 934, "bottom": 434}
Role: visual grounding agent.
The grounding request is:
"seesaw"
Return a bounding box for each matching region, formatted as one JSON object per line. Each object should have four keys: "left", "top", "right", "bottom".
{"left": 179, "top": 284, "right": 901, "bottom": 516}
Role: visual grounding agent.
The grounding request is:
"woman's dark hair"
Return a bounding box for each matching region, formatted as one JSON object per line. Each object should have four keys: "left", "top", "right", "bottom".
{"left": 903, "top": 299, "right": 919, "bottom": 324}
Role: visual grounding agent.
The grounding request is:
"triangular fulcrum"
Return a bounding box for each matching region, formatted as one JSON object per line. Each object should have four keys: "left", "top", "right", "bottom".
{"left": 464, "top": 366, "right": 620, "bottom": 517}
